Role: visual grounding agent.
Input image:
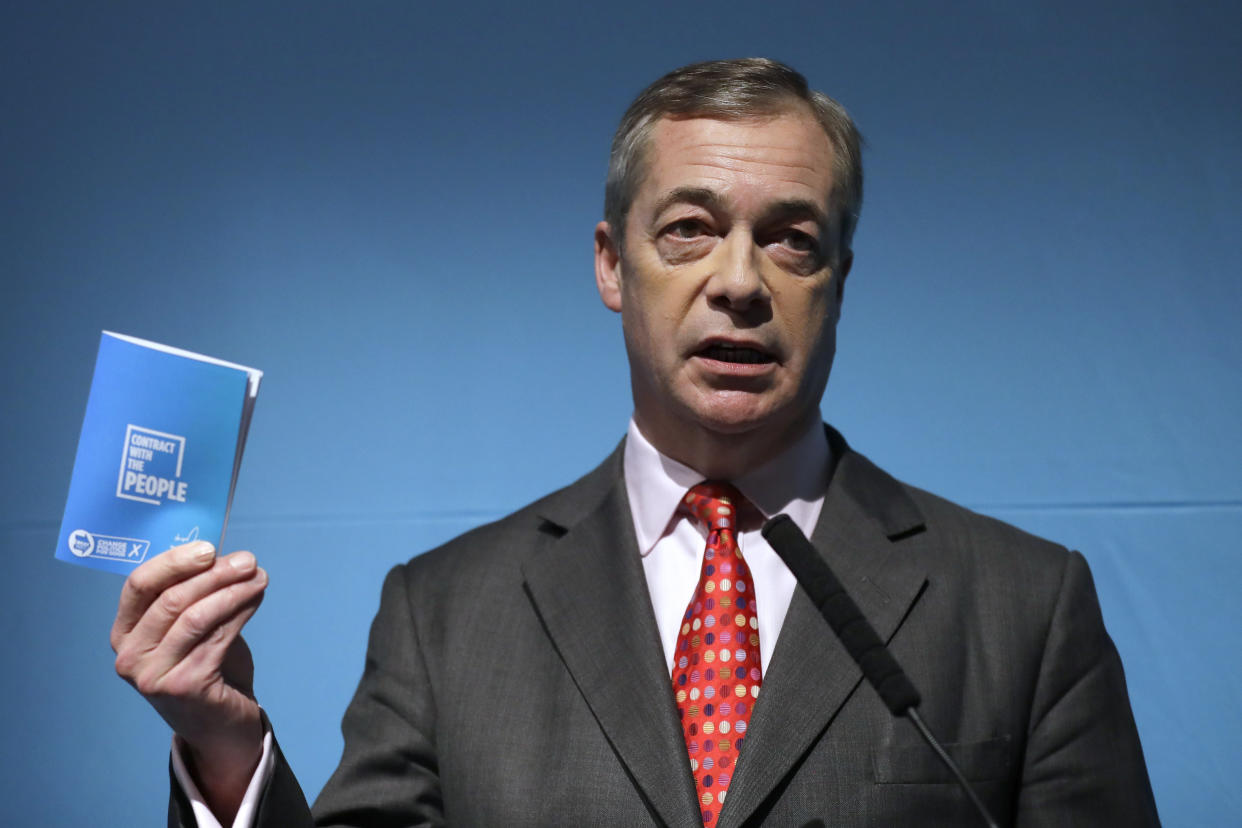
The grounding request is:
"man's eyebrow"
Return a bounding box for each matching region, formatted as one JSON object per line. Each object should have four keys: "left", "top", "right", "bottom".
{"left": 651, "top": 187, "right": 727, "bottom": 219}
{"left": 762, "top": 198, "right": 831, "bottom": 230}
{"left": 651, "top": 189, "right": 832, "bottom": 231}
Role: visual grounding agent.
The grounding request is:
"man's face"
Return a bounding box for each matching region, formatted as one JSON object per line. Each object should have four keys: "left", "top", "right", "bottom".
{"left": 595, "top": 111, "right": 850, "bottom": 465}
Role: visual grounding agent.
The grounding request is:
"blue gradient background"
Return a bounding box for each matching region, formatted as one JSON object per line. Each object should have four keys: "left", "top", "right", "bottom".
{"left": 3, "top": 2, "right": 1239, "bottom": 825}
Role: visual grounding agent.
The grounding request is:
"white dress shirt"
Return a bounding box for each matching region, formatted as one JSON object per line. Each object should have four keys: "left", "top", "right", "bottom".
{"left": 177, "top": 418, "right": 831, "bottom": 826}
{"left": 623, "top": 418, "right": 830, "bottom": 676}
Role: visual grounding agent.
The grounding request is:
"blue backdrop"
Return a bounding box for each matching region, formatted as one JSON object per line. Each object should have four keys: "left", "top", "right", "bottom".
{"left": 3, "top": 2, "right": 1239, "bottom": 825}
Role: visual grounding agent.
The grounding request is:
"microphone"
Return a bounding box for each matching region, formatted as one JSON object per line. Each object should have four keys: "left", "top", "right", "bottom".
{"left": 761, "top": 514, "right": 1000, "bottom": 828}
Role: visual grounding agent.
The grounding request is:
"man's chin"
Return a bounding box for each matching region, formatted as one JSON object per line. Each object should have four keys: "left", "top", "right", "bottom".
{"left": 686, "top": 395, "right": 789, "bottom": 437}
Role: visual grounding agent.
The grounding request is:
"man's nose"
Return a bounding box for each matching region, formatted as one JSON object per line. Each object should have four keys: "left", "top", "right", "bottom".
{"left": 707, "top": 231, "right": 770, "bottom": 313}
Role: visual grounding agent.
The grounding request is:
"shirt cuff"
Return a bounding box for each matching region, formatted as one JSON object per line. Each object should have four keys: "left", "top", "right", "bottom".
{"left": 170, "top": 719, "right": 275, "bottom": 828}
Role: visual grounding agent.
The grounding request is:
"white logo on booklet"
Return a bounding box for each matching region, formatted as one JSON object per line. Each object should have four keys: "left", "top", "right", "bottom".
{"left": 116, "top": 424, "right": 188, "bottom": 505}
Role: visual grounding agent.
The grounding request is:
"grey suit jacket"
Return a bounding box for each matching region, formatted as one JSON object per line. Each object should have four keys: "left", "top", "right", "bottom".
{"left": 172, "top": 428, "right": 1159, "bottom": 826}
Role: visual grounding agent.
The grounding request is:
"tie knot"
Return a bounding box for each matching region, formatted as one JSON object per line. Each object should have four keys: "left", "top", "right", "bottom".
{"left": 679, "top": 482, "right": 744, "bottom": 533}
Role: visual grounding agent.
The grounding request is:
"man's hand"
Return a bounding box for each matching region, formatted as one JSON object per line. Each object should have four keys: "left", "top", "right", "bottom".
{"left": 111, "top": 540, "right": 269, "bottom": 823}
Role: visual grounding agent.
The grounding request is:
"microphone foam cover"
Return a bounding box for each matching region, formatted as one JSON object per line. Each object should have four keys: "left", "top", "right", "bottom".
{"left": 762, "top": 515, "right": 921, "bottom": 715}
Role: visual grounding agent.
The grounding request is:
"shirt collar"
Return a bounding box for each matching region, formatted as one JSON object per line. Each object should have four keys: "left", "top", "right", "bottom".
{"left": 623, "top": 417, "right": 831, "bottom": 557}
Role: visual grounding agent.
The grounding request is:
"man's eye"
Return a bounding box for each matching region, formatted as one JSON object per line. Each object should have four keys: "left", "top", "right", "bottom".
{"left": 666, "top": 219, "right": 706, "bottom": 239}
{"left": 780, "top": 230, "right": 818, "bottom": 253}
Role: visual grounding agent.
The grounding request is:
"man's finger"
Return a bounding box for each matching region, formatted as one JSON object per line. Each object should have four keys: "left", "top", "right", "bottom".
{"left": 117, "top": 551, "right": 262, "bottom": 658}
{"left": 112, "top": 541, "right": 217, "bottom": 646}
{"left": 157, "top": 588, "right": 266, "bottom": 700}
{"left": 117, "top": 566, "right": 267, "bottom": 695}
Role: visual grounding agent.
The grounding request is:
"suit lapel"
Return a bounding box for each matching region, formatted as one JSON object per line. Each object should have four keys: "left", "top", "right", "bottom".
{"left": 719, "top": 435, "right": 930, "bottom": 828}
{"left": 522, "top": 449, "right": 701, "bottom": 828}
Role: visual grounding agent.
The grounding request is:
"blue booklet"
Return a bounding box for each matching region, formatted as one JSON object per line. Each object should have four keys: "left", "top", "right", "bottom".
{"left": 56, "top": 332, "right": 263, "bottom": 575}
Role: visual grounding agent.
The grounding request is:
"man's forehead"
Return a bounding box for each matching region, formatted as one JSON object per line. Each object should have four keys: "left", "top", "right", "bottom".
{"left": 639, "top": 113, "right": 837, "bottom": 211}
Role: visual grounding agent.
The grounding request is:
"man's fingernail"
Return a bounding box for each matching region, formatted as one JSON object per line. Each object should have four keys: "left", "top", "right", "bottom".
{"left": 181, "top": 541, "right": 215, "bottom": 563}
{"left": 230, "top": 551, "right": 256, "bottom": 571}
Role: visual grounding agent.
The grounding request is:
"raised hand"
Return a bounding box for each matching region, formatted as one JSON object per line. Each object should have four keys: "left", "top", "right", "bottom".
{"left": 111, "top": 540, "right": 269, "bottom": 822}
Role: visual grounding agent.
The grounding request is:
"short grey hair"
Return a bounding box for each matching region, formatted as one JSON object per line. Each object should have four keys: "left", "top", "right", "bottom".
{"left": 604, "top": 58, "right": 863, "bottom": 258}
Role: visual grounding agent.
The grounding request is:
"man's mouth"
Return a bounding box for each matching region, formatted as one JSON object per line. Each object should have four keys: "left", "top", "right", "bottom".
{"left": 696, "top": 343, "right": 776, "bottom": 365}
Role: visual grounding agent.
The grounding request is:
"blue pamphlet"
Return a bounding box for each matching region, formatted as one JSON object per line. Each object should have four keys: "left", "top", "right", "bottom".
{"left": 56, "top": 332, "right": 262, "bottom": 574}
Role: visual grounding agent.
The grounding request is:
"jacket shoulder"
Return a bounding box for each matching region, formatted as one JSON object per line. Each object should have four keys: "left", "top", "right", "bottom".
{"left": 905, "top": 482, "right": 1068, "bottom": 558}
{"left": 838, "top": 441, "right": 1079, "bottom": 597}
{"left": 895, "top": 475, "right": 1087, "bottom": 616}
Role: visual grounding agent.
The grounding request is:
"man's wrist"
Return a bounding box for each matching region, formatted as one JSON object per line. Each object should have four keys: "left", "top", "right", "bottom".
{"left": 172, "top": 713, "right": 274, "bottom": 828}
{"left": 182, "top": 716, "right": 265, "bottom": 823}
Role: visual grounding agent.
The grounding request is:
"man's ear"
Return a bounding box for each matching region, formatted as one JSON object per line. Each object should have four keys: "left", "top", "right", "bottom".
{"left": 595, "top": 221, "right": 623, "bottom": 312}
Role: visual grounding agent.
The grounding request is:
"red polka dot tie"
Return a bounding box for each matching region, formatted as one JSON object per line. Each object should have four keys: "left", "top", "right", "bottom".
{"left": 672, "top": 482, "right": 762, "bottom": 827}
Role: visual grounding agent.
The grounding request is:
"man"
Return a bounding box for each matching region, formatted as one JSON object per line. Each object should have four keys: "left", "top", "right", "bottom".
{"left": 112, "top": 58, "right": 1159, "bottom": 826}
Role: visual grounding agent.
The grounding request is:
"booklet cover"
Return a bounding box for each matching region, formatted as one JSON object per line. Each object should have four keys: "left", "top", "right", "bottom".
{"left": 56, "top": 332, "right": 263, "bottom": 575}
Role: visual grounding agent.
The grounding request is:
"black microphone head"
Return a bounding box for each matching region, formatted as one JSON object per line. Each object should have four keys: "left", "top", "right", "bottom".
{"left": 760, "top": 513, "right": 796, "bottom": 542}
{"left": 762, "top": 512, "right": 921, "bottom": 715}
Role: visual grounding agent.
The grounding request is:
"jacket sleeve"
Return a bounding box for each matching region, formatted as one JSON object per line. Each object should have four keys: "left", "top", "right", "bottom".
{"left": 308, "top": 563, "right": 445, "bottom": 827}
{"left": 168, "top": 564, "right": 440, "bottom": 828}
{"left": 1013, "top": 550, "right": 1160, "bottom": 826}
